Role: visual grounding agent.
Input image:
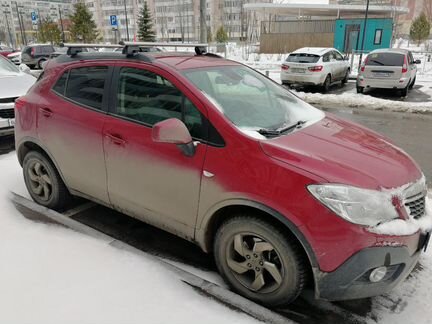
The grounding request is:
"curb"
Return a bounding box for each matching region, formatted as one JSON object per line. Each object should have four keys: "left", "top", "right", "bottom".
{"left": 10, "top": 192, "right": 293, "bottom": 324}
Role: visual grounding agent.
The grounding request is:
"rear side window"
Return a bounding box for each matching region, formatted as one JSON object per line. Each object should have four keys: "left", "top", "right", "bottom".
{"left": 64, "top": 66, "right": 108, "bottom": 110}
{"left": 52, "top": 72, "right": 68, "bottom": 95}
{"left": 366, "top": 53, "right": 404, "bottom": 66}
{"left": 286, "top": 53, "right": 320, "bottom": 63}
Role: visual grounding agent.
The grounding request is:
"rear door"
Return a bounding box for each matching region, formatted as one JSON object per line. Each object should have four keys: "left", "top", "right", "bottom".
{"left": 103, "top": 63, "right": 209, "bottom": 238}
{"left": 333, "top": 50, "right": 346, "bottom": 79}
{"left": 363, "top": 52, "right": 404, "bottom": 81}
{"left": 37, "top": 63, "right": 112, "bottom": 204}
{"left": 408, "top": 51, "right": 417, "bottom": 80}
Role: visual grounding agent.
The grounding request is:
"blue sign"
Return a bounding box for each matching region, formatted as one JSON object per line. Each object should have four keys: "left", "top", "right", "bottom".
{"left": 31, "top": 12, "right": 38, "bottom": 22}
{"left": 110, "top": 15, "right": 118, "bottom": 27}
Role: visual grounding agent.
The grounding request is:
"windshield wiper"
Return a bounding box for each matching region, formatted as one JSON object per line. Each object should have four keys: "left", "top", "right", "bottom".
{"left": 258, "top": 120, "right": 306, "bottom": 137}
{"left": 369, "top": 59, "right": 385, "bottom": 66}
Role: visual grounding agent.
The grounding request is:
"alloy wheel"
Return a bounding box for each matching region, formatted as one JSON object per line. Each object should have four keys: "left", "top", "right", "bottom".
{"left": 27, "top": 161, "right": 52, "bottom": 201}
{"left": 226, "top": 233, "right": 284, "bottom": 293}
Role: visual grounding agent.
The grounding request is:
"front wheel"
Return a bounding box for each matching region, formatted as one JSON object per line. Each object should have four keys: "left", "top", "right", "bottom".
{"left": 400, "top": 83, "right": 409, "bottom": 97}
{"left": 356, "top": 86, "right": 364, "bottom": 94}
{"left": 23, "top": 151, "right": 72, "bottom": 210}
{"left": 214, "top": 216, "right": 306, "bottom": 307}
{"left": 342, "top": 69, "right": 350, "bottom": 85}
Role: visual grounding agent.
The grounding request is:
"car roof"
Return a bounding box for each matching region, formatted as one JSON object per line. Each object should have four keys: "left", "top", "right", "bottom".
{"left": 291, "top": 47, "right": 335, "bottom": 55}
{"left": 369, "top": 48, "right": 409, "bottom": 55}
{"left": 51, "top": 51, "right": 240, "bottom": 70}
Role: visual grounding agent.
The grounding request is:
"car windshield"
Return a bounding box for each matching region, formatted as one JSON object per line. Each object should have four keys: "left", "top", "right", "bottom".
{"left": 183, "top": 65, "right": 324, "bottom": 136}
{"left": 286, "top": 53, "right": 320, "bottom": 63}
{"left": 366, "top": 53, "right": 404, "bottom": 66}
{"left": 0, "top": 55, "right": 19, "bottom": 74}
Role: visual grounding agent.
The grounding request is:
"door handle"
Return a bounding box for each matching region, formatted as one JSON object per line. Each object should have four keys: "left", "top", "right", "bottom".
{"left": 40, "top": 107, "right": 52, "bottom": 117}
{"left": 105, "top": 133, "right": 126, "bottom": 146}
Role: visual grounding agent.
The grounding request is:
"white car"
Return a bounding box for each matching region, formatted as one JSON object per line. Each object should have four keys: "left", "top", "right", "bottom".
{"left": 281, "top": 47, "right": 350, "bottom": 92}
{"left": 0, "top": 56, "right": 35, "bottom": 136}
{"left": 7, "top": 51, "right": 21, "bottom": 65}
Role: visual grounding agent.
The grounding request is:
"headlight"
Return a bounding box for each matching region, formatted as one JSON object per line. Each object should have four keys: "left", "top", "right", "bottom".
{"left": 308, "top": 184, "right": 399, "bottom": 227}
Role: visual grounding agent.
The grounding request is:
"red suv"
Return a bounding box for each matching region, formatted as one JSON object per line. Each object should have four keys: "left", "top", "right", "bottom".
{"left": 14, "top": 44, "right": 430, "bottom": 307}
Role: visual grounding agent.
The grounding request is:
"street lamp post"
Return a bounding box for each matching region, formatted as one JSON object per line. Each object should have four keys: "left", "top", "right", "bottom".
{"left": 58, "top": 5, "right": 65, "bottom": 42}
{"left": 2, "top": 5, "right": 14, "bottom": 48}
{"left": 14, "top": 2, "right": 26, "bottom": 46}
{"left": 358, "top": 0, "right": 370, "bottom": 69}
{"left": 123, "top": 0, "right": 130, "bottom": 41}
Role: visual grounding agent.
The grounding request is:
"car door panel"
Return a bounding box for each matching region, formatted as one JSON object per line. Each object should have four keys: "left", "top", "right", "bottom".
{"left": 103, "top": 64, "right": 208, "bottom": 239}
{"left": 37, "top": 64, "right": 112, "bottom": 205}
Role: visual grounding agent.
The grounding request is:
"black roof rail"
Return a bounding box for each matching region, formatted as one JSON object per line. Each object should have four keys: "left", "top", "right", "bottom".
{"left": 119, "top": 41, "right": 214, "bottom": 57}
{"left": 60, "top": 43, "right": 122, "bottom": 57}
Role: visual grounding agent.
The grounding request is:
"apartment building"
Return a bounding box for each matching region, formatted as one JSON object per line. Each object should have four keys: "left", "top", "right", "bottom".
{"left": 0, "top": 0, "right": 72, "bottom": 47}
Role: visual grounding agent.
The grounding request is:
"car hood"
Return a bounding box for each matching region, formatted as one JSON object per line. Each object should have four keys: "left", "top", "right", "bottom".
{"left": 260, "top": 114, "right": 422, "bottom": 190}
{"left": 0, "top": 72, "right": 35, "bottom": 98}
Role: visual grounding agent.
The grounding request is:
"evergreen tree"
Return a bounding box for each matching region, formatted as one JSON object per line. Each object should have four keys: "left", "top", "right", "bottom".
{"left": 38, "top": 18, "right": 62, "bottom": 45}
{"left": 69, "top": 3, "right": 99, "bottom": 43}
{"left": 137, "top": 2, "right": 156, "bottom": 42}
{"left": 410, "top": 13, "right": 431, "bottom": 46}
{"left": 215, "top": 26, "right": 228, "bottom": 43}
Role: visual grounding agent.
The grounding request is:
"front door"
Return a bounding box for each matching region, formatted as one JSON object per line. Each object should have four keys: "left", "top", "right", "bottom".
{"left": 103, "top": 64, "right": 208, "bottom": 238}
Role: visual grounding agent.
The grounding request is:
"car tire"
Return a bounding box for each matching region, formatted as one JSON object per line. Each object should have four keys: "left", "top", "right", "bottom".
{"left": 401, "top": 83, "right": 409, "bottom": 97}
{"left": 342, "top": 69, "right": 350, "bottom": 85}
{"left": 23, "top": 151, "right": 72, "bottom": 211}
{"left": 36, "top": 59, "right": 46, "bottom": 69}
{"left": 214, "top": 216, "right": 306, "bottom": 308}
{"left": 322, "top": 75, "right": 331, "bottom": 93}
{"left": 356, "top": 86, "right": 364, "bottom": 94}
{"left": 409, "top": 77, "right": 416, "bottom": 89}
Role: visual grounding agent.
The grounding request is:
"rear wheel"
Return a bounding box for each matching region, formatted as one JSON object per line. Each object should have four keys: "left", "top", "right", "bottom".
{"left": 36, "top": 59, "right": 46, "bottom": 69}
{"left": 23, "top": 151, "right": 72, "bottom": 211}
{"left": 342, "top": 69, "right": 350, "bottom": 85}
{"left": 401, "top": 82, "right": 409, "bottom": 97}
{"left": 409, "top": 77, "right": 416, "bottom": 89}
{"left": 322, "top": 75, "right": 331, "bottom": 93}
{"left": 356, "top": 86, "right": 364, "bottom": 94}
{"left": 214, "top": 216, "right": 306, "bottom": 307}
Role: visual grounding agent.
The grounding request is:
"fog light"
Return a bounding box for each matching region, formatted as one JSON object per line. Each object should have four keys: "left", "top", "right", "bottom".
{"left": 369, "top": 266, "right": 387, "bottom": 282}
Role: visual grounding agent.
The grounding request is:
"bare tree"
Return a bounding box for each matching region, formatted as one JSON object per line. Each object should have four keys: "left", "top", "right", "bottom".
{"left": 424, "top": 0, "right": 432, "bottom": 23}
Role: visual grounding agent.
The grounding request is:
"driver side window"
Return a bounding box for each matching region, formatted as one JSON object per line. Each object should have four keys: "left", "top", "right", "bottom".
{"left": 116, "top": 67, "right": 206, "bottom": 140}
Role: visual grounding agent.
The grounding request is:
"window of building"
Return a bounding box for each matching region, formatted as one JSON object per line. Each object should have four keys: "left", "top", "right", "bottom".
{"left": 374, "top": 29, "right": 383, "bottom": 45}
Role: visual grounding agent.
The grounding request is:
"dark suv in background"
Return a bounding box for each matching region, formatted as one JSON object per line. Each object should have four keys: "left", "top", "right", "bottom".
{"left": 21, "top": 44, "right": 55, "bottom": 69}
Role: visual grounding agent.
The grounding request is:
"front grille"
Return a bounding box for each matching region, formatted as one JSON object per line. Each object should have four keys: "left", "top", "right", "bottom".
{"left": 0, "top": 97, "right": 18, "bottom": 104}
{"left": 0, "top": 108, "right": 14, "bottom": 119}
{"left": 405, "top": 195, "right": 426, "bottom": 219}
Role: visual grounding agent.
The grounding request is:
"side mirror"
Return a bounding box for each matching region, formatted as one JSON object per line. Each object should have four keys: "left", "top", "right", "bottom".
{"left": 152, "top": 118, "right": 196, "bottom": 156}
{"left": 415, "top": 59, "right": 421, "bottom": 64}
{"left": 19, "top": 63, "right": 31, "bottom": 74}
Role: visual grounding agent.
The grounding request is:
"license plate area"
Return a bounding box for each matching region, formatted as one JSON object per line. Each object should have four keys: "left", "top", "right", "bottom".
{"left": 291, "top": 68, "right": 306, "bottom": 73}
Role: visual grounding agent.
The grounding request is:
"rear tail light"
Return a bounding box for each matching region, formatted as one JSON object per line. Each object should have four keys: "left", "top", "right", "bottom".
{"left": 31, "top": 47, "right": 35, "bottom": 56}
{"left": 15, "top": 97, "right": 27, "bottom": 110}
{"left": 361, "top": 56, "right": 368, "bottom": 72}
{"left": 281, "top": 64, "right": 289, "bottom": 70}
{"left": 308, "top": 65, "right": 323, "bottom": 72}
{"left": 402, "top": 56, "right": 408, "bottom": 73}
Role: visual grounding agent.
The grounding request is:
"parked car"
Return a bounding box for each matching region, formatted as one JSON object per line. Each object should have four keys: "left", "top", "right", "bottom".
{"left": 7, "top": 51, "right": 21, "bottom": 65}
{"left": 357, "top": 48, "right": 420, "bottom": 97}
{"left": 15, "top": 46, "right": 430, "bottom": 307}
{"left": 0, "top": 56, "right": 35, "bottom": 136}
{"left": 281, "top": 47, "right": 350, "bottom": 92}
{"left": 0, "top": 45, "right": 15, "bottom": 57}
{"left": 21, "top": 44, "right": 55, "bottom": 69}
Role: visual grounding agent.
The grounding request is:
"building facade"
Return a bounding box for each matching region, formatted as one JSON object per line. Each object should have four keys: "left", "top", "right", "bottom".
{"left": 0, "top": 0, "right": 72, "bottom": 47}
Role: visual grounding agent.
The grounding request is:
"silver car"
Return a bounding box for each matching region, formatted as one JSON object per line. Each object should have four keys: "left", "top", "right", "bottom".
{"left": 357, "top": 49, "right": 420, "bottom": 97}
{"left": 0, "top": 56, "right": 35, "bottom": 136}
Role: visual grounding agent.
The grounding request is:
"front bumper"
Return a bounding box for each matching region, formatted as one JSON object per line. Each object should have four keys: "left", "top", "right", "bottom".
{"left": 313, "top": 235, "right": 428, "bottom": 301}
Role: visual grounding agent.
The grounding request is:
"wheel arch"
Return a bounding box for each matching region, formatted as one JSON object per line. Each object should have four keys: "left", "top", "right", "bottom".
{"left": 17, "top": 138, "right": 68, "bottom": 186}
{"left": 197, "top": 199, "right": 319, "bottom": 271}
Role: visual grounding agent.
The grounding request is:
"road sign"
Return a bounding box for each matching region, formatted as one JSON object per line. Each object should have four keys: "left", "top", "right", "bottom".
{"left": 31, "top": 11, "right": 38, "bottom": 25}
{"left": 110, "top": 15, "right": 118, "bottom": 27}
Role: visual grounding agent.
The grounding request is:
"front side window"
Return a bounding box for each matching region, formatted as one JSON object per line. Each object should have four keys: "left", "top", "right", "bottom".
{"left": 64, "top": 66, "right": 108, "bottom": 110}
{"left": 116, "top": 67, "right": 206, "bottom": 140}
{"left": 183, "top": 65, "right": 324, "bottom": 137}
{"left": 333, "top": 51, "right": 343, "bottom": 61}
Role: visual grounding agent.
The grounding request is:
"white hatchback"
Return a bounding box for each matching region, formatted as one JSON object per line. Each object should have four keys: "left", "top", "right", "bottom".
{"left": 281, "top": 47, "right": 350, "bottom": 92}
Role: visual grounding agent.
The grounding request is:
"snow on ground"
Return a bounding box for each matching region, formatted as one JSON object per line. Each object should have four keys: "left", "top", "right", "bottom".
{"left": 0, "top": 152, "right": 257, "bottom": 324}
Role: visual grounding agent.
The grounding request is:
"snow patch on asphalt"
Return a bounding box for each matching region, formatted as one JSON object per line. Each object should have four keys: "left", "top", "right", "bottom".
{"left": 0, "top": 152, "right": 256, "bottom": 324}
{"left": 293, "top": 91, "right": 432, "bottom": 114}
